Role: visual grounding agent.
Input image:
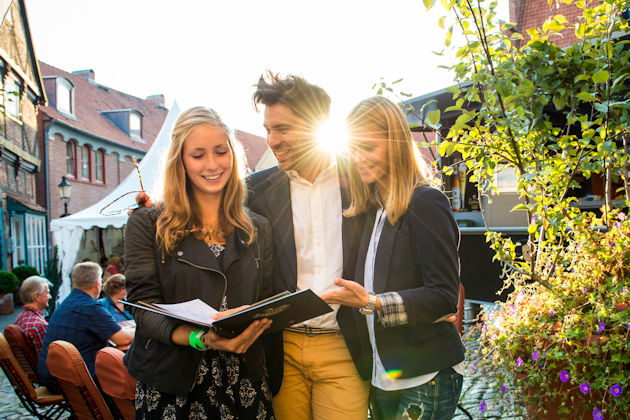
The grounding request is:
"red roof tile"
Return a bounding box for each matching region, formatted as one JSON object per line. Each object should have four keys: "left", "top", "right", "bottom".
{"left": 235, "top": 129, "right": 268, "bottom": 170}
{"left": 39, "top": 61, "right": 168, "bottom": 151}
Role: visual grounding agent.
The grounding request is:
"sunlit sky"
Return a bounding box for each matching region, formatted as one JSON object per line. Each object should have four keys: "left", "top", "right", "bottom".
{"left": 24, "top": 0, "right": 502, "bottom": 136}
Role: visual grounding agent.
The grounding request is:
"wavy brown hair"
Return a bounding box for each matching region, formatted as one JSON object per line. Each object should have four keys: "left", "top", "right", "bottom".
{"left": 156, "top": 107, "right": 254, "bottom": 254}
{"left": 344, "top": 96, "right": 438, "bottom": 225}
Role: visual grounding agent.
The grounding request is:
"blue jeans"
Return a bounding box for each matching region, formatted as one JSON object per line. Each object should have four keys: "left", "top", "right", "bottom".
{"left": 370, "top": 367, "right": 463, "bottom": 420}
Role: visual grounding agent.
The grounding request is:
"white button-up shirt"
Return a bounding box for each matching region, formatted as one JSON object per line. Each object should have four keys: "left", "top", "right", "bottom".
{"left": 287, "top": 161, "right": 343, "bottom": 329}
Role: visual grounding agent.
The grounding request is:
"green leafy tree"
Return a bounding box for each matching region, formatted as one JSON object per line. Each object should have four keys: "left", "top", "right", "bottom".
{"left": 44, "top": 246, "right": 62, "bottom": 316}
{"left": 383, "top": 0, "right": 630, "bottom": 417}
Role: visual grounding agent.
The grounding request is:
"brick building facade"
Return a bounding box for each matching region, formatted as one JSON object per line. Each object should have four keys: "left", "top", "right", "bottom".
{"left": 510, "top": 0, "right": 582, "bottom": 48}
{"left": 0, "top": 0, "right": 47, "bottom": 272}
{"left": 37, "top": 62, "right": 169, "bottom": 221}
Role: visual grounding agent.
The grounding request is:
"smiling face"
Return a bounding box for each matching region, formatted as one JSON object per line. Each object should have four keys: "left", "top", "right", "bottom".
{"left": 34, "top": 284, "right": 51, "bottom": 311}
{"left": 181, "top": 123, "right": 233, "bottom": 201}
{"left": 348, "top": 125, "right": 390, "bottom": 193}
{"left": 264, "top": 103, "right": 317, "bottom": 173}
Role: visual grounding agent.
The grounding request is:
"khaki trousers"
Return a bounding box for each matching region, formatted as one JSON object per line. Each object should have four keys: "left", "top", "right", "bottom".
{"left": 272, "top": 330, "right": 370, "bottom": 420}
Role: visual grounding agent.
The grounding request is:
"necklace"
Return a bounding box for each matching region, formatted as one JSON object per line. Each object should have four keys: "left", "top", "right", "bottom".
{"left": 201, "top": 224, "right": 223, "bottom": 243}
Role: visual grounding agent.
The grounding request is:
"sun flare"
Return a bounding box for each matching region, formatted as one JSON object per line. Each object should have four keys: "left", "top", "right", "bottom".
{"left": 315, "top": 118, "right": 349, "bottom": 156}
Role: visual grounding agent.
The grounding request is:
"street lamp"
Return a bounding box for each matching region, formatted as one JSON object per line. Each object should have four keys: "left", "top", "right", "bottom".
{"left": 58, "top": 176, "right": 72, "bottom": 217}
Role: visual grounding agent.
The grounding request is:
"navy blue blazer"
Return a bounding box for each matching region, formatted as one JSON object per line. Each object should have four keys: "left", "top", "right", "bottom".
{"left": 338, "top": 186, "right": 466, "bottom": 380}
{"left": 246, "top": 162, "right": 366, "bottom": 393}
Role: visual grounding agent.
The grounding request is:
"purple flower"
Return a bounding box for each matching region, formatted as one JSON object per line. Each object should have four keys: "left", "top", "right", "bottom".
{"left": 532, "top": 350, "right": 539, "bottom": 361}
{"left": 549, "top": 308, "right": 554, "bottom": 316}
{"left": 583, "top": 285, "right": 587, "bottom": 294}
{"left": 614, "top": 222, "right": 621, "bottom": 228}
{"left": 609, "top": 241, "right": 615, "bottom": 247}
{"left": 592, "top": 408, "right": 604, "bottom": 420}
{"left": 480, "top": 400, "right": 486, "bottom": 414}
{"left": 559, "top": 370, "right": 570, "bottom": 382}
{"left": 516, "top": 357, "right": 523, "bottom": 368}
{"left": 596, "top": 322, "right": 605, "bottom": 334}
{"left": 482, "top": 324, "right": 487, "bottom": 334}
{"left": 501, "top": 384, "right": 506, "bottom": 394}
{"left": 610, "top": 384, "right": 623, "bottom": 397}
{"left": 623, "top": 288, "right": 628, "bottom": 294}
{"left": 580, "top": 382, "right": 590, "bottom": 394}
{"left": 618, "top": 212, "right": 626, "bottom": 220}
{"left": 472, "top": 361, "right": 477, "bottom": 371}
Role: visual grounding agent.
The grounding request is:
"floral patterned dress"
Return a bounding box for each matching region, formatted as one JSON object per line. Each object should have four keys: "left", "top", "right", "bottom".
{"left": 134, "top": 244, "right": 275, "bottom": 420}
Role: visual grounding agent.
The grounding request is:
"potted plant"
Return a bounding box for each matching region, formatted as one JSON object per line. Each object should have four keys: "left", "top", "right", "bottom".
{"left": 0, "top": 270, "right": 20, "bottom": 315}
{"left": 44, "top": 246, "right": 62, "bottom": 316}
{"left": 11, "top": 264, "right": 40, "bottom": 305}
{"left": 393, "top": 0, "right": 629, "bottom": 417}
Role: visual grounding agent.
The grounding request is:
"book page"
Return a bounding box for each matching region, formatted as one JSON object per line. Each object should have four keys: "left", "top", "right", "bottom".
{"left": 153, "top": 299, "right": 219, "bottom": 324}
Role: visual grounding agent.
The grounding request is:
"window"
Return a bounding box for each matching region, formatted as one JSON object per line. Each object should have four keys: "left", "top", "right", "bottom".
{"left": 95, "top": 150, "right": 105, "bottom": 182}
{"left": 10, "top": 216, "right": 25, "bottom": 267}
{"left": 56, "top": 78, "right": 74, "bottom": 115}
{"left": 4, "top": 78, "right": 20, "bottom": 119}
{"left": 26, "top": 215, "right": 47, "bottom": 274}
{"left": 10, "top": 214, "right": 47, "bottom": 273}
{"left": 81, "top": 145, "right": 91, "bottom": 179}
{"left": 66, "top": 141, "right": 77, "bottom": 176}
{"left": 129, "top": 112, "right": 142, "bottom": 139}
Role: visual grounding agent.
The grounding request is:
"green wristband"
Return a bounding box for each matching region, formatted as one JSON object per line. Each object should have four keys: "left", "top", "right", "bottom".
{"left": 189, "top": 329, "right": 207, "bottom": 350}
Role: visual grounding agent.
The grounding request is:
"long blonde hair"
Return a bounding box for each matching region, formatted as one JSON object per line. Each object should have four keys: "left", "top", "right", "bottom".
{"left": 344, "top": 96, "right": 437, "bottom": 225}
{"left": 156, "top": 106, "right": 254, "bottom": 254}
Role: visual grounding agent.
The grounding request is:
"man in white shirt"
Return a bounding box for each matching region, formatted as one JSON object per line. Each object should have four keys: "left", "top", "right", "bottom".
{"left": 248, "top": 72, "right": 369, "bottom": 420}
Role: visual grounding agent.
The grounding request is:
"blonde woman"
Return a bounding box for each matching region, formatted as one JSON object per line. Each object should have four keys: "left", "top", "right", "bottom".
{"left": 123, "top": 107, "right": 276, "bottom": 419}
{"left": 321, "top": 96, "right": 465, "bottom": 420}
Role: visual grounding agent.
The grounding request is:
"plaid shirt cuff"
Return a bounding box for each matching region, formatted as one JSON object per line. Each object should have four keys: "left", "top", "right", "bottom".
{"left": 377, "top": 292, "right": 408, "bottom": 327}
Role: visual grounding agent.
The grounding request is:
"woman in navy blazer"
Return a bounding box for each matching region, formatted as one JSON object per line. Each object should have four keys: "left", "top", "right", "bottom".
{"left": 321, "top": 96, "right": 465, "bottom": 420}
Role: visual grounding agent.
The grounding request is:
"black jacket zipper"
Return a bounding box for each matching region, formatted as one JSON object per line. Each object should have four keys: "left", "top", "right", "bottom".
{"left": 176, "top": 257, "right": 228, "bottom": 391}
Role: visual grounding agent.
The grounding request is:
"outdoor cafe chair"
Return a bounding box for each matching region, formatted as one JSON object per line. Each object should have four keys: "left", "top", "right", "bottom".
{"left": 0, "top": 332, "right": 68, "bottom": 420}
{"left": 4, "top": 324, "right": 40, "bottom": 384}
{"left": 95, "top": 347, "right": 136, "bottom": 420}
{"left": 46, "top": 340, "right": 115, "bottom": 420}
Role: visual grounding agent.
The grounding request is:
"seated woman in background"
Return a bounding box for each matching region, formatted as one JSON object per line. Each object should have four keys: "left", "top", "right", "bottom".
{"left": 103, "top": 255, "right": 123, "bottom": 280}
{"left": 321, "top": 96, "right": 465, "bottom": 420}
{"left": 98, "top": 274, "right": 133, "bottom": 322}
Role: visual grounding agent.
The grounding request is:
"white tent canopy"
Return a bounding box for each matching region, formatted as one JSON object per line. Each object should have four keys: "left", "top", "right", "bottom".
{"left": 50, "top": 103, "right": 181, "bottom": 301}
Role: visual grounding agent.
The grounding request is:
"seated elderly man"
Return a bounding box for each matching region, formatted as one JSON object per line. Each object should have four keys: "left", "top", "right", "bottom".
{"left": 37, "top": 262, "right": 134, "bottom": 390}
{"left": 15, "top": 276, "right": 51, "bottom": 356}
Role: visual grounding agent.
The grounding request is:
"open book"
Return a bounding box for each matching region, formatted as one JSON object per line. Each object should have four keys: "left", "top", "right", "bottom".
{"left": 122, "top": 289, "right": 332, "bottom": 338}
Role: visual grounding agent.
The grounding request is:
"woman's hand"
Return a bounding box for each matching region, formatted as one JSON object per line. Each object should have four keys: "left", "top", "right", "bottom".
{"left": 202, "top": 318, "right": 272, "bottom": 354}
{"left": 319, "top": 278, "right": 378, "bottom": 309}
{"left": 210, "top": 305, "right": 249, "bottom": 321}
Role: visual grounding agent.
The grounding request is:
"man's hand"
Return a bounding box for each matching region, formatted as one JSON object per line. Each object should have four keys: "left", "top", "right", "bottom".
{"left": 109, "top": 327, "right": 134, "bottom": 346}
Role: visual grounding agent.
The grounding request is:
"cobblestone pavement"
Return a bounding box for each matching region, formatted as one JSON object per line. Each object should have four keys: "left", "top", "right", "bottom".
{"left": 453, "top": 302, "right": 527, "bottom": 420}
{"left": 0, "top": 301, "right": 526, "bottom": 419}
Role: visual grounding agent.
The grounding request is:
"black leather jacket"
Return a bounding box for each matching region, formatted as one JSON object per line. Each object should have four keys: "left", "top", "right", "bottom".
{"left": 122, "top": 206, "right": 275, "bottom": 396}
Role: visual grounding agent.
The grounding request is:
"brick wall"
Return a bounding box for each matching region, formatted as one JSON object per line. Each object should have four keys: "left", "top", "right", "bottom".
{"left": 511, "top": 0, "right": 582, "bottom": 48}
{"left": 46, "top": 135, "right": 136, "bottom": 219}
